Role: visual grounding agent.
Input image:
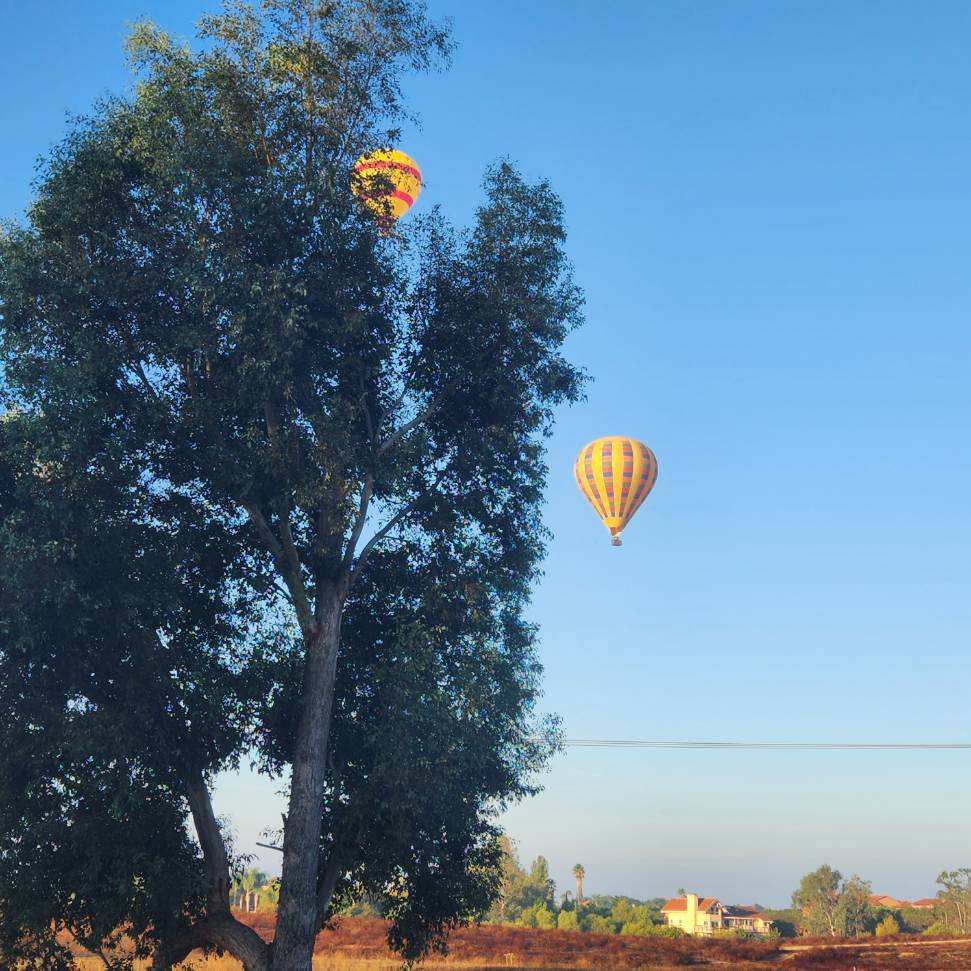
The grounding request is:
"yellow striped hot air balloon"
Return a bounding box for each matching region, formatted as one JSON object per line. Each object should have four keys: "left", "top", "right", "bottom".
{"left": 350, "top": 149, "right": 422, "bottom": 230}
{"left": 574, "top": 436, "right": 658, "bottom": 546}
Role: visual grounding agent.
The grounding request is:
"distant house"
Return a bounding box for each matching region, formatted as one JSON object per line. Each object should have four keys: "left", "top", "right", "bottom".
{"left": 869, "top": 894, "right": 907, "bottom": 909}
{"left": 661, "top": 894, "right": 774, "bottom": 936}
{"left": 868, "top": 894, "right": 937, "bottom": 911}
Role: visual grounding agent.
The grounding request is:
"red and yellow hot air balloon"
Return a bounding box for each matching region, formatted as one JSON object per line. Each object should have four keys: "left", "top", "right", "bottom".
{"left": 574, "top": 436, "right": 658, "bottom": 546}
{"left": 350, "top": 149, "right": 422, "bottom": 230}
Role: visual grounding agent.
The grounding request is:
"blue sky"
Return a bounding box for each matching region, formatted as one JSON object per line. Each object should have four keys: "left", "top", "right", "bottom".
{"left": 3, "top": 1, "right": 971, "bottom": 907}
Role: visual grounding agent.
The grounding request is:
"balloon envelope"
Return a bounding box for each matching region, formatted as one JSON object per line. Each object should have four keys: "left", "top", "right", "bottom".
{"left": 351, "top": 149, "right": 422, "bottom": 226}
{"left": 574, "top": 436, "right": 658, "bottom": 545}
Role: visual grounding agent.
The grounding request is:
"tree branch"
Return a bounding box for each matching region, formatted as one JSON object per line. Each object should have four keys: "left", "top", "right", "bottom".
{"left": 347, "top": 390, "right": 443, "bottom": 583}
{"left": 263, "top": 399, "right": 285, "bottom": 462}
{"left": 261, "top": 400, "right": 308, "bottom": 584}
{"left": 375, "top": 371, "right": 467, "bottom": 460}
{"left": 375, "top": 395, "right": 440, "bottom": 458}
{"left": 151, "top": 914, "right": 270, "bottom": 971}
{"left": 241, "top": 500, "right": 284, "bottom": 561}
{"left": 294, "top": 377, "right": 330, "bottom": 448}
{"left": 234, "top": 401, "right": 319, "bottom": 637}
{"left": 275, "top": 497, "right": 308, "bottom": 599}
{"left": 347, "top": 465, "right": 448, "bottom": 587}
{"left": 358, "top": 373, "right": 377, "bottom": 446}
{"left": 337, "top": 374, "right": 381, "bottom": 571}
{"left": 242, "top": 498, "right": 316, "bottom": 639}
{"left": 128, "top": 360, "right": 163, "bottom": 402}
{"left": 341, "top": 471, "right": 373, "bottom": 569}
{"left": 154, "top": 773, "right": 272, "bottom": 969}
{"left": 315, "top": 850, "right": 346, "bottom": 928}
{"left": 378, "top": 367, "right": 418, "bottom": 430}
{"left": 185, "top": 770, "right": 231, "bottom": 915}
{"left": 350, "top": 501, "right": 411, "bottom": 577}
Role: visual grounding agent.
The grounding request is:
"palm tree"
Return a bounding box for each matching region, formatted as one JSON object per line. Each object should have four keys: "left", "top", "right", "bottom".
{"left": 572, "top": 864, "right": 585, "bottom": 906}
{"left": 231, "top": 868, "right": 268, "bottom": 911}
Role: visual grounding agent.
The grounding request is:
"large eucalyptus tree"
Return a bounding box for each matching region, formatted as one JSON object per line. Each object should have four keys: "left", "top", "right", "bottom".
{"left": 0, "top": 1, "right": 584, "bottom": 968}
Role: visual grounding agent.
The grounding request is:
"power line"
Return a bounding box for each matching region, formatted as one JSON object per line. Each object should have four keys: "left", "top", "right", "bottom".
{"left": 562, "top": 739, "right": 971, "bottom": 750}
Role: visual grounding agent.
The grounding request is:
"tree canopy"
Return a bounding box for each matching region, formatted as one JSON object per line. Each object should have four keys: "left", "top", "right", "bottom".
{"left": 936, "top": 869, "right": 971, "bottom": 934}
{"left": 487, "top": 840, "right": 556, "bottom": 925}
{"left": 0, "top": 1, "right": 584, "bottom": 968}
{"left": 791, "top": 866, "right": 873, "bottom": 938}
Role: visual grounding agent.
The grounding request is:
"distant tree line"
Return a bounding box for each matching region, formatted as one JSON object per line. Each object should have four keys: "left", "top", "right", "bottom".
{"left": 482, "top": 851, "right": 971, "bottom": 942}
{"left": 763, "top": 864, "right": 971, "bottom": 938}
{"left": 484, "top": 839, "right": 677, "bottom": 937}
{"left": 237, "top": 853, "right": 971, "bottom": 945}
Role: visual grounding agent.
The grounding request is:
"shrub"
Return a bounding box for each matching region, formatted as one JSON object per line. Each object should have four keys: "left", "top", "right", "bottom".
{"left": 584, "top": 914, "right": 617, "bottom": 935}
{"left": 632, "top": 923, "right": 683, "bottom": 939}
{"left": 618, "top": 917, "right": 677, "bottom": 938}
{"left": 518, "top": 903, "right": 557, "bottom": 929}
{"left": 874, "top": 915, "right": 899, "bottom": 937}
{"left": 557, "top": 909, "right": 579, "bottom": 932}
{"left": 713, "top": 928, "right": 759, "bottom": 941}
{"left": 535, "top": 907, "right": 557, "bottom": 930}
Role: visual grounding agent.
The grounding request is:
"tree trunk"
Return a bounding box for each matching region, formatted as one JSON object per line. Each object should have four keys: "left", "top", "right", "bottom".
{"left": 152, "top": 915, "right": 271, "bottom": 971}
{"left": 155, "top": 773, "right": 272, "bottom": 970}
{"left": 272, "top": 593, "right": 343, "bottom": 970}
{"left": 185, "top": 773, "right": 232, "bottom": 915}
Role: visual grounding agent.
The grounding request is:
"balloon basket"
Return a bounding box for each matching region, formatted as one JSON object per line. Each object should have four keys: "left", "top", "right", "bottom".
{"left": 611, "top": 536, "right": 622, "bottom": 547}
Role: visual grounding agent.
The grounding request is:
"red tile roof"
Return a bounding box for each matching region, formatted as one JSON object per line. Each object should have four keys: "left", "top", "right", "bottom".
{"left": 869, "top": 894, "right": 942, "bottom": 909}
{"left": 661, "top": 896, "right": 719, "bottom": 913}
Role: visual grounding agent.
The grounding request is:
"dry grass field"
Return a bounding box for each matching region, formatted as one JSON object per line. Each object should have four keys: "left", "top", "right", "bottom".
{"left": 68, "top": 914, "right": 971, "bottom": 970}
